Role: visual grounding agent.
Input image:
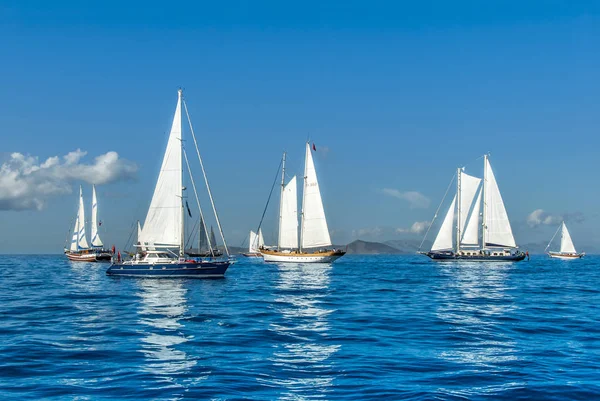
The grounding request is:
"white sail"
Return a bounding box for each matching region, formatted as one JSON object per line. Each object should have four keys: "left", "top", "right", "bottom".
{"left": 279, "top": 176, "right": 298, "bottom": 249}
{"left": 258, "top": 228, "right": 264, "bottom": 247}
{"left": 74, "top": 186, "right": 89, "bottom": 250}
{"left": 431, "top": 195, "right": 456, "bottom": 251}
{"left": 249, "top": 230, "right": 259, "bottom": 253}
{"left": 139, "top": 90, "right": 183, "bottom": 249}
{"left": 91, "top": 185, "right": 103, "bottom": 247}
{"left": 458, "top": 171, "right": 481, "bottom": 239}
{"left": 484, "top": 158, "right": 516, "bottom": 248}
{"left": 301, "top": 143, "right": 331, "bottom": 249}
{"left": 69, "top": 226, "right": 79, "bottom": 252}
{"left": 461, "top": 186, "right": 482, "bottom": 246}
{"left": 137, "top": 221, "right": 142, "bottom": 244}
{"left": 560, "top": 223, "right": 577, "bottom": 253}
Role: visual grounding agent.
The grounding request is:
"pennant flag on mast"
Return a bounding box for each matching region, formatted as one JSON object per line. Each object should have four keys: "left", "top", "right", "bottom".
{"left": 312, "top": 143, "right": 316, "bottom": 151}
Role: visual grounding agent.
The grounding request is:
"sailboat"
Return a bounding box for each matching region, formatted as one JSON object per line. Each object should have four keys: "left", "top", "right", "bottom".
{"left": 107, "top": 89, "right": 231, "bottom": 277}
{"left": 243, "top": 229, "right": 265, "bottom": 257}
{"left": 546, "top": 222, "right": 585, "bottom": 259}
{"left": 64, "top": 185, "right": 112, "bottom": 262}
{"left": 260, "top": 144, "right": 345, "bottom": 263}
{"left": 422, "top": 155, "right": 525, "bottom": 261}
{"left": 186, "top": 217, "right": 223, "bottom": 257}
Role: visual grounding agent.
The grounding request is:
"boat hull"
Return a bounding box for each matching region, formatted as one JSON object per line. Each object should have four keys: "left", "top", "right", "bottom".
{"left": 548, "top": 252, "right": 584, "bottom": 260}
{"left": 106, "top": 260, "right": 230, "bottom": 278}
{"left": 261, "top": 249, "right": 346, "bottom": 263}
{"left": 242, "top": 252, "right": 262, "bottom": 257}
{"left": 425, "top": 251, "right": 526, "bottom": 262}
{"left": 65, "top": 250, "right": 113, "bottom": 262}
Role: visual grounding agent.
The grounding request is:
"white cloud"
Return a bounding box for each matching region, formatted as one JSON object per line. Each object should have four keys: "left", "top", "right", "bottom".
{"left": 396, "top": 221, "right": 430, "bottom": 235}
{"left": 0, "top": 149, "right": 138, "bottom": 211}
{"left": 526, "top": 209, "right": 561, "bottom": 228}
{"left": 382, "top": 188, "right": 430, "bottom": 209}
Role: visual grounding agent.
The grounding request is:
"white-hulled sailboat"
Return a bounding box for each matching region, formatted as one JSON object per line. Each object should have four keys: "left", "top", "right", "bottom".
{"left": 243, "top": 229, "right": 265, "bottom": 257}
{"left": 107, "top": 89, "right": 231, "bottom": 278}
{"left": 546, "top": 222, "right": 585, "bottom": 259}
{"left": 260, "top": 144, "right": 345, "bottom": 263}
{"left": 64, "top": 185, "right": 112, "bottom": 262}
{"left": 421, "top": 154, "right": 525, "bottom": 261}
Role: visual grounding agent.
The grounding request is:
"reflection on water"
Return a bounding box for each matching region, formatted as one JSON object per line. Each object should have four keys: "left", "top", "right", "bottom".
{"left": 265, "top": 263, "right": 340, "bottom": 400}
{"left": 435, "top": 262, "right": 521, "bottom": 385}
{"left": 136, "top": 279, "right": 198, "bottom": 385}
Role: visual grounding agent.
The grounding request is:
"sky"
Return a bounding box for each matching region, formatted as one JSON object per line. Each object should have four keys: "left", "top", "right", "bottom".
{"left": 0, "top": 0, "right": 599, "bottom": 253}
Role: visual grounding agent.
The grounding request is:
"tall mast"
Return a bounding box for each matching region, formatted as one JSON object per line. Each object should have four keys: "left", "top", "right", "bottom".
{"left": 277, "top": 152, "right": 286, "bottom": 251}
{"left": 178, "top": 89, "right": 185, "bottom": 258}
{"left": 300, "top": 142, "right": 308, "bottom": 253}
{"left": 456, "top": 168, "right": 461, "bottom": 254}
{"left": 482, "top": 154, "right": 488, "bottom": 249}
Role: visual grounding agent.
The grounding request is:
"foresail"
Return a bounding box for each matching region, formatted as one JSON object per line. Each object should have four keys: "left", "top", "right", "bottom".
{"left": 431, "top": 195, "right": 456, "bottom": 251}
{"left": 301, "top": 143, "right": 332, "bottom": 249}
{"left": 249, "top": 230, "right": 259, "bottom": 253}
{"left": 258, "top": 228, "right": 265, "bottom": 247}
{"left": 91, "top": 185, "right": 103, "bottom": 247}
{"left": 461, "top": 186, "right": 482, "bottom": 246}
{"left": 77, "top": 186, "right": 89, "bottom": 249}
{"left": 560, "top": 223, "right": 577, "bottom": 253}
{"left": 139, "top": 90, "right": 183, "bottom": 248}
{"left": 484, "top": 158, "right": 516, "bottom": 248}
{"left": 279, "top": 176, "right": 299, "bottom": 249}
{"left": 458, "top": 171, "right": 481, "bottom": 240}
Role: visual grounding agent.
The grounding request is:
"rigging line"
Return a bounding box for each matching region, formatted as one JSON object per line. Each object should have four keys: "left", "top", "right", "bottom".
{"left": 253, "top": 157, "right": 283, "bottom": 247}
{"left": 123, "top": 220, "right": 137, "bottom": 254}
{"left": 418, "top": 172, "right": 457, "bottom": 252}
{"left": 545, "top": 223, "right": 562, "bottom": 252}
{"left": 183, "top": 147, "right": 215, "bottom": 257}
{"left": 183, "top": 98, "right": 229, "bottom": 256}
{"left": 184, "top": 216, "right": 200, "bottom": 250}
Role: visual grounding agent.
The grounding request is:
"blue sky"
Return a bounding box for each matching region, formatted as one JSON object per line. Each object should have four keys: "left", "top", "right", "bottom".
{"left": 0, "top": 1, "right": 599, "bottom": 252}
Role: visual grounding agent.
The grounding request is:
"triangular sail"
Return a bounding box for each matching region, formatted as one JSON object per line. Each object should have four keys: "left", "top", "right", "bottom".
{"left": 91, "top": 185, "right": 103, "bottom": 247}
{"left": 198, "top": 217, "right": 208, "bottom": 251}
{"left": 76, "top": 186, "right": 89, "bottom": 250}
{"left": 210, "top": 226, "right": 217, "bottom": 249}
{"left": 461, "top": 186, "right": 482, "bottom": 246}
{"left": 279, "top": 176, "right": 299, "bottom": 249}
{"left": 139, "top": 90, "right": 183, "bottom": 249}
{"left": 301, "top": 143, "right": 331, "bottom": 249}
{"left": 249, "top": 230, "right": 259, "bottom": 253}
{"left": 431, "top": 195, "right": 456, "bottom": 251}
{"left": 258, "top": 228, "right": 264, "bottom": 247}
{"left": 458, "top": 171, "right": 481, "bottom": 240}
{"left": 560, "top": 223, "right": 577, "bottom": 253}
{"left": 484, "top": 158, "right": 516, "bottom": 248}
{"left": 137, "top": 221, "right": 142, "bottom": 245}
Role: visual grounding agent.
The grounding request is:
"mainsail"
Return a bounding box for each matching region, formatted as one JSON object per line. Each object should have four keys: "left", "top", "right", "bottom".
{"left": 139, "top": 90, "right": 183, "bottom": 249}
{"left": 91, "top": 185, "right": 103, "bottom": 247}
{"left": 560, "top": 223, "right": 577, "bottom": 254}
{"left": 484, "top": 158, "right": 516, "bottom": 248}
{"left": 431, "top": 195, "right": 456, "bottom": 251}
{"left": 301, "top": 143, "right": 331, "bottom": 249}
{"left": 279, "top": 176, "right": 298, "bottom": 249}
{"left": 458, "top": 171, "right": 481, "bottom": 244}
{"left": 70, "top": 186, "right": 89, "bottom": 251}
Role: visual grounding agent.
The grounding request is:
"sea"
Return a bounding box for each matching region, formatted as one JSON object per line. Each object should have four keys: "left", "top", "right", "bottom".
{"left": 1, "top": 254, "right": 599, "bottom": 400}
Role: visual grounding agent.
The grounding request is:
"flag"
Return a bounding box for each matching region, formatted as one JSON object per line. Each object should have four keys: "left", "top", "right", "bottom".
{"left": 312, "top": 143, "right": 316, "bottom": 151}
{"left": 185, "top": 201, "right": 192, "bottom": 217}
{"left": 98, "top": 220, "right": 102, "bottom": 226}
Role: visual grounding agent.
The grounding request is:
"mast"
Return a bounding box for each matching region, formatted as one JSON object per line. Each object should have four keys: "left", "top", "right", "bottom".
{"left": 482, "top": 154, "right": 488, "bottom": 249}
{"left": 278, "top": 152, "right": 286, "bottom": 251}
{"left": 178, "top": 89, "right": 185, "bottom": 258}
{"left": 456, "top": 167, "right": 461, "bottom": 253}
{"left": 300, "top": 143, "right": 309, "bottom": 252}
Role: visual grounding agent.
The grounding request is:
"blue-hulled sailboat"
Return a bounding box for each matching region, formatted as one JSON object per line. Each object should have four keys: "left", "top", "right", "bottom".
{"left": 107, "top": 89, "right": 231, "bottom": 278}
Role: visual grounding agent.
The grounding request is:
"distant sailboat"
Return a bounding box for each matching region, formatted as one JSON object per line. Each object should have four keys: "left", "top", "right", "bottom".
{"left": 421, "top": 155, "right": 525, "bottom": 261}
{"left": 64, "top": 185, "right": 112, "bottom": 262}
{"left": 260, "top": 144, "right": 345, "bottom": 263}
{"left": 546, "top": 222, "right": 585, "bottom": 259}
{"left": 107, "top": 89, "right": 231, "bottom": 277}
{"left": 243, "top": 229, "right": 265, "bottom": 257}
{"left": 186, "top": 217, "right": 223, "bottom": 257}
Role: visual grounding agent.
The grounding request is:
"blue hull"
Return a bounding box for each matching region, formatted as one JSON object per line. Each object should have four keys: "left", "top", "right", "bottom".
{"left": 106, "top": 261, "right": 230, "bottom": 278}
{"left": 426, "top": 252, "right": 526, "bottom": 262}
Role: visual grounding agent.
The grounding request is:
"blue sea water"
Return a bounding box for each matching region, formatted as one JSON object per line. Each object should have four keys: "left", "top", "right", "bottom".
{"left": 1, "top": 254, "right": 599, "bottom": 400}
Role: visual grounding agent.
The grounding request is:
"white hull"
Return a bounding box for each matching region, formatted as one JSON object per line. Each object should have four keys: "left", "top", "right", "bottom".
{"left": 548, "top": 252, "right": 584, "bottom": 260}
{"left": 262, "top": 252, "right": 344, "bottom": 263}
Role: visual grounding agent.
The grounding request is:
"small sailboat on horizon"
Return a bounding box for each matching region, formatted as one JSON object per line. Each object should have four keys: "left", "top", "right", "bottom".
{"left": 260, "top": 144, "right": 345, "bottom": 263}
{"left": 186, "top": 217, "right": 223, "bottom": 257}
{"left": 243, "top": 229, "right": 265, "bottom": 257}
{"left": 107, "top": 89, "right": 231, "bottom": 278}
{"left": 420, "top": 154, "right": 525, "bottom": 262}
{"left": 546, "top": 222, "right": 585, "bottom": 259}
{"left": 64, "top": 185, "right": 112, "bottom": 262}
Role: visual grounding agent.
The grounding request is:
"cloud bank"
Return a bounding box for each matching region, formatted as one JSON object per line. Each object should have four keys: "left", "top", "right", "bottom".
{"left": 382, "top": 188, "right": 430, "bottom": 209}
{"left": 526, "top": 209, "right": 584, "bottom": 228}
{"left": 0, "top": 149, "right": 138, "bottom": 211}
{"left": 396, "top": 221, "right": 430, "bottom": 235}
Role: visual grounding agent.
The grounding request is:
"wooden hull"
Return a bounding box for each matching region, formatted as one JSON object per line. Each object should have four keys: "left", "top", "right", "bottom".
{"left": 65, "top": 250, "right": 113, "bottom": 262}
{"left": 260, "top": 249, "right": 345, "bottom": 263}
{"left": 548, "top": 252, "right": 584, "bottom": 260}
{"left": 242, "top": 253, "right": 263, "bottom": 257}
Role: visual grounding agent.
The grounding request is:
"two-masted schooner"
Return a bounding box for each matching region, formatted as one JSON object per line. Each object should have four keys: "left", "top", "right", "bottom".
{"left": 546, "top": 222, "right": 585, "bottom": 259}
{"left": 64, "top": 185, "right": 112, "bottom": 262}
{"left": 260, "top": 143, "right": 345, "bottom": 263}
{"left": 107, "top": 89, "right": 231, "bottom": 277}
{"left": 422, "top": 155, "right": 525, "bottom": 261}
